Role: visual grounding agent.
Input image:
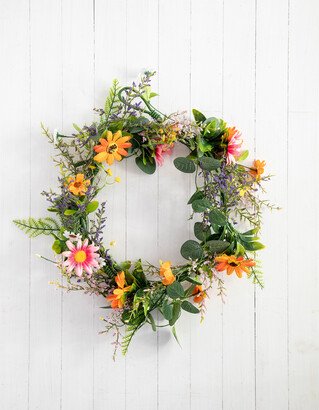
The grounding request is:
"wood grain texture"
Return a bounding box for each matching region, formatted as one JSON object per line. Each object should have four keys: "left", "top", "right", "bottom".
{"left": 1, "top": 0, "right": 318, "bottom": 409}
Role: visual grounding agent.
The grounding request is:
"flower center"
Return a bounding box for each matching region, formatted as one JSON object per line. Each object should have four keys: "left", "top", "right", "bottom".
{"left": 74, "top": 250, "right": 87, "bottom": 263}
{"left": 74, "top": 182, "right": 82, "bottom": 188}
{"left": 108, "top": 143, "right": 118, "bottom": 154}
{"left": 229, "top": 261, "right": 239, "bottom": 267}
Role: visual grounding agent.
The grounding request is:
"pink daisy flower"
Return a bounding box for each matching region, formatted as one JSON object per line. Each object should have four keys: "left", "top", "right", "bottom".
{"left": 62, "top": 238, "right": 100, "bottom": 277}
{"left": 155, "top": 144, "right": 174, "bottom": 166}
{"left": 225, "top": 127, "right": 243, "bottom": 165}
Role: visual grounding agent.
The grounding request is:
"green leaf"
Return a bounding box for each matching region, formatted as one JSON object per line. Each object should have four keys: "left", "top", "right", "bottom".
{"left": 243, "top": 227, "right": 259, "bottom": 236}
{"left": 135, "top": 155, "right": 156, "bottom": 174}
{"left": 64, "top": 209, "right": 77, "bottom": 216}
{"left": 47, "top": 207, "right": 58, "bottom": 213}
{"left": 242, "top": 241, "right": 265, "bottom": 251}
{"left": 203, "top": 117, "right": 227, "bottom": 139}
{"left": 197, "top": 136, "right": 212, "bottom": 153}
{"left": 185, "top": 277, "right": 202, "bottom": 285}
{"left": 192, "top": 198, "right": 211, "bottom": 213}
{"left": 73, "top": 123, "right": 83, "bottom": 133}
{"left": 199, "top": 156, "right": 221, "bottom": 171}
{"left": 171, "top": 325, "right": 182, "bottom": 348}
{"left": 236, "top": 242, "right": 246, "bottom": 256}
{"left": 209, "top": 208, "right": 227, "bottom": 226}
{"left": 238, "top": 150, "right": 249, "bottom": 161}
{"left": 194, "top": 222, "right": 211, "bottom": 241}
{"left": 162, "top": 299, "right": 173, "bottom": 321}
{"left": 173, "top": 157, "right": 196, "bottom": 173}
{"left": 148, "top": 313, "right": 157, "bottom": 331}
{"left": 181, "top": 301, "right": 200, "bottom": 314}
{"left": 187, "top": 190, "right": 204, "bottom": 205}
{"left": 239, "top": 234, "right": 260, "bottom": 243}
{"left": 120, "top": 260, "right": 132, "bottom": 271}
{"left": 192, "top": 109, "right": 206, "bottom": 123}
{"left": 52, "top": 240, "right": 62, "bottom": 254}
{"left": 180, "top": 240, "right": 203, "bottom": 260}
{"left": 169, "top": 302, "right": 181, "bottom": 326}
{"left": 104, "top": 78, "right": 121, "bottom": 121}
{"left": 13, "top": 217, "right": 60, "bottom": 238}
{"left": 206, "top": 240, "right": 230, "bottom": 253}
{"left": 167, "top": 281, "right": 185, "bottom": 299}
{"left": 86, "top": 201, "right": 99, "bottom": 214}
{"left": 132, "top": 259, "right": 148, "bottom": 287}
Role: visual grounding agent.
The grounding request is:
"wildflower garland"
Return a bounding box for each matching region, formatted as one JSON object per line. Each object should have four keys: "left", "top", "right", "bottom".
{"left": 14, "top": 72, "right": 277, "bottom": 357}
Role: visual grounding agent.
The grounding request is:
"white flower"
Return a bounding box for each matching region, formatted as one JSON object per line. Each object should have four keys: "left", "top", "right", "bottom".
{"left": 97, "top": 257, "right": 106, "bottom": 268}
{"left": 63, "top": 230, "right": 81, "bottom": 242}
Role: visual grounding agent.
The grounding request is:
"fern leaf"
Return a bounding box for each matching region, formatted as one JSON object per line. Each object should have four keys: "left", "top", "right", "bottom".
{"left": 247, "top": 260, "right": 264, "bottom": 289}
{"left": 122, "top": 325, "right": 139, "bottom": 356}
{"left": 13, "top": 217, "right": 60, "bottom": 238}
{"left": 104, "top": 79, "right": 120, "bottom": 121}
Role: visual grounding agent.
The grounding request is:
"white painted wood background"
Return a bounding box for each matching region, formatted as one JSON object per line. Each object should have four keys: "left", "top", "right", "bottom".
{"left": 1, "top": 0, "right": 318, "bottom": 409}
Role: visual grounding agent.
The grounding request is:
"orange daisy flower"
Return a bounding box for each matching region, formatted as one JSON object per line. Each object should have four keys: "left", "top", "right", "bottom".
{"left": 93, "top": 130, "right": 132, "bottom": 165}
{"left": 250, "top": 159, "right": 266, "bottom": 181}
{"left": 159, "top": 261, "right": 176, "bottom": 286}
{"left": 106, "top": 271, "right": 132, "bottom": 309}
{"left": 67, "top": 173, "right": 90, "bottom": 196}
{"left": 192, "top": 285, "right": 207, "bottom": 304}
{"left": 214, "top": 254, "right": 255, "bottom": 278}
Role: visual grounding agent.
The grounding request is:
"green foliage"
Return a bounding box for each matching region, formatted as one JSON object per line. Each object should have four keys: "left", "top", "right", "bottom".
{"left": 162, "top": 299, "right": 173, "bottom": 320}
{"left": 167, "top": 281, "right": 185, "bottom": 299}
{"left": 238, "top": 150, "right": 249, "bottom": 161}
{"left": 64, "top": 209, "right": 77, "bottom": 216}
{"left": 192, "top": 198, "right": 211, "bottom": 213}
{"left": 203, "top": 117, "right": 227, "bottom": 139}
{"left": 180, "top": 240, "right": 203, "bottom": 260}
{"left": 104, "top": 79, "right": 121, "bottom": 122}
{"left": 192, "top": 109, "right": 206, "bottom": 124}
{"left": 181, "top": 301, "right": 200, "bottom": 314}
{"left": 199, "top": 156, "right": 221, "bottom": 171}
{"left": 187, "top": 190, "right": 204, "bottom": 204}
{"left": 169, "top": 302, "right": 181, "bottom": 326}
{"left": 135, "top": 155, "right": 156, "bottom": 174}
{"left": 209, "top": 208, "right": 227, "bottom": 226}
{"left": 194, "top": 222, "right": 211, "bottom": 241}
{"left": 86, "top": 201, "right": 99, "bottom": 214}
{"left": 247, "top": 261, "right": 264, "bottom": 289}
{"left": 206, "top": 240, "right": 230, "bottom": 254}
{"left": 52, "top": 239, "right": 62, "bottom": 254}
{"left": 174, "top": 157, "right": 196, "bottom": 173}
{"left": 14, "top": 217, "right": 60, "bottom": 238}
{"left": 122, "top": 324, "right": 139, "bottom": 356}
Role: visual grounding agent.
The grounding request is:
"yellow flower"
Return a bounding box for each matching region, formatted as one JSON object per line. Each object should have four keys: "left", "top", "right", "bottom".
{"left": 107, "top": 271, "right": 132, "bottom": 309}
{"left": 109, "top": 240, "right": 116, "bottom": 247}
{"left": 159, "top": 261, "right": 176, "bottom": 286}
{"left": 239, "top": 188, "right": 247, "bottom": 197}
{"left": 106, "top": 168, "right": 113, "bottom": 176}
{"left": 215, "top": 254, "right": 255, "bottom": 278}
{"left": 67, "top": 174, "right": 90, "bottom": 196}
{"left": 250, "top": 160, "right": 266, "bottom": 181}
{"left": 93, "top": 130, "right": 132, "bottom": 165}
{"left": 115, "top": 176, "right": 121, "bottom": 183}
{"left": 192, "top": 285, "right": 207, "bottom": 304}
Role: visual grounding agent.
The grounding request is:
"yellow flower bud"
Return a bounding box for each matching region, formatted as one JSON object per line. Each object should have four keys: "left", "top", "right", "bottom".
{"left": 115, "top": 176, "right": 121, "bottom": 183}
{"left": 106, "top": 168, "right": 113, "bottom": 176}
{"left": 109, "top": 240, "right": 116, "bottom": 247}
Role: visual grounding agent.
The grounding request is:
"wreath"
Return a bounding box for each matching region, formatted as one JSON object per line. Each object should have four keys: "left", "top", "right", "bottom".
{"left": 14, "top": 72, "right": 277, "bottom": 357}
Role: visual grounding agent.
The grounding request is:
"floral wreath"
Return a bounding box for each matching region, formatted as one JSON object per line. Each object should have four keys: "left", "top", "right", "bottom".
{"left": 14, "top": 72, "right": 277, "bottom": 357}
